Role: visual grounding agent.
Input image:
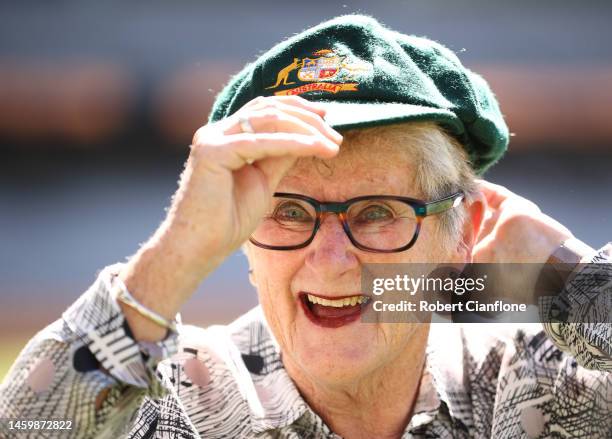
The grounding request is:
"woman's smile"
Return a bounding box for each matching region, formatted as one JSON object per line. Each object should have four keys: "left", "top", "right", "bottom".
{"left": 298, "top": 291, "right": 371, "bottom": 328}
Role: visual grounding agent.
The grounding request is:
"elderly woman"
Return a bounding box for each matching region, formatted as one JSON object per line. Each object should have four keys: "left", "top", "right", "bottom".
{"left": 1, "top": 15, "right": 610, "bottom": 439}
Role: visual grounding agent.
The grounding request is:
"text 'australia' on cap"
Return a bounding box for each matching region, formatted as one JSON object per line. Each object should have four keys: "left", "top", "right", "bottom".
{"left": 210, "top": 14, "right": 509, "bottom": 175}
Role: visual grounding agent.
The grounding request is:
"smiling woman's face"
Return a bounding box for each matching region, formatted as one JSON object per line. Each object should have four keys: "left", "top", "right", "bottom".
{"left": 245, "top": 124, "right": 467, "bottom": 387}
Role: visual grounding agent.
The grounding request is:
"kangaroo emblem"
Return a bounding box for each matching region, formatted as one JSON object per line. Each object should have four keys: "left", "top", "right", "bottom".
{"left": 266, "top": 58, "right": 301, "bottom": 89}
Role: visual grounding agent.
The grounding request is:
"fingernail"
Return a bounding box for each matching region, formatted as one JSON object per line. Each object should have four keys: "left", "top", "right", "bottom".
{"left": 330, "top": 129, "right": 343, "bottom": 143}
{"left": 308, "top": 99, "right": 326, "bottom": 108}
{"left": 328, "top": 140, "right": 340, "bottom": 152}
{"left": 309, "top": 101, "right": 327, "bottom": 112}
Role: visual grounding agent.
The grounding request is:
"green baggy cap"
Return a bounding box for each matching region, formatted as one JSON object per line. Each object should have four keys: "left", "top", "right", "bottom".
{"left": 210, "top": 15, "right": 509, "bottom": 175}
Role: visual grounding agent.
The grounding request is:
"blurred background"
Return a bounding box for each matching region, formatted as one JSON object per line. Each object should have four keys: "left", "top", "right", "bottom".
{"left": 1, "top": 0, "right": 611, "bottom": 379}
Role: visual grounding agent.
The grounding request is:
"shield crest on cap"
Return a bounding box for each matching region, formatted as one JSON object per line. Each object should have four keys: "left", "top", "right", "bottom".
{"left": 298, "top": 54, "right": 342, "bottom": 82}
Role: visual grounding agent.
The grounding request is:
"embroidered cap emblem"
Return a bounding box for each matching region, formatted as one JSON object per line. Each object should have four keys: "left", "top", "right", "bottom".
{"left": 266, "top": 49, "right": 371, "bottom": 96}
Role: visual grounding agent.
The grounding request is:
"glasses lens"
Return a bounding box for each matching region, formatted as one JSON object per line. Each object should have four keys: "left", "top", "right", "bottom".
{"left": 347, "top": 199, "right": 417, "bottom": 251}
{"left": 251, "top": 197, "right": 316, "bottom": 247}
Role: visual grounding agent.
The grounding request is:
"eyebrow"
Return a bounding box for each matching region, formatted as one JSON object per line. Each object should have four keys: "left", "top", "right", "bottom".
{"left": 279, "top": 166, "right": 419, "bottom": 198}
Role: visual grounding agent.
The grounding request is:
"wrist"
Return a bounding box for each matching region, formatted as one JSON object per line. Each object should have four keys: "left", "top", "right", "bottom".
{"left": 117, "top": 244, "right": 196, "bottom": 342}
{"left": 533, "top": 237, "right": 594, "bottom": 304}
{"left": 117, "top": 215, "right": 229, "bottom": 341}
{"left": 546, "top": 236, "right": 593, "bottom": 266}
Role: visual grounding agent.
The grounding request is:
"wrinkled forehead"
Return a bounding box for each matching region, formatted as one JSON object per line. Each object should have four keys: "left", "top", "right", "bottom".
{"left": 279, "top": 127, "right": 422, "bottom": 200}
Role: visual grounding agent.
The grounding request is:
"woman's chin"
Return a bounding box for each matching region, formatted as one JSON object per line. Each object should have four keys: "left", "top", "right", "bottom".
{"left": 288, "top": 317, "right": 382, "bottom": 382}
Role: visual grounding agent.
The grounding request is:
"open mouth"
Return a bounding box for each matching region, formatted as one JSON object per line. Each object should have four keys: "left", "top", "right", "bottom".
{"left": 299, "top": 292, "right": 371, "bottom": 328}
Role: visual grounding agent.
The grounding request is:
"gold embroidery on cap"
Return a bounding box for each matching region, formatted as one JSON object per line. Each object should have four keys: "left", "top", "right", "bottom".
{"left": 275, "top": 83, "right": 358, "bottom": 96}
{"left": 266, "top": 49, "right": 370, "bottom": 96}
{"left": 265, "top": 58, "right": 300, "bottom": 89}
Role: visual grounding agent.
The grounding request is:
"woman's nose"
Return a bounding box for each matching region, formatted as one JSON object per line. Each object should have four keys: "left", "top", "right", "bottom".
{"left": 304, "top": 213, "right": 359, "bottom": 280}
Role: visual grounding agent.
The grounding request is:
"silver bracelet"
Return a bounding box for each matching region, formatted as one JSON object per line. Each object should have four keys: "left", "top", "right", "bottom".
{"left": 111, "top": 275, "right": 178, "bottom": 333}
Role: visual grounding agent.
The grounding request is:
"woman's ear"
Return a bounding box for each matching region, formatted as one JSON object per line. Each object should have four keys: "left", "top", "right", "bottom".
{"left": 241, "top": 243, "right": 258, "bottom": 288}
{"left": 457, "top": 190, "right": 486, "bottom": 263}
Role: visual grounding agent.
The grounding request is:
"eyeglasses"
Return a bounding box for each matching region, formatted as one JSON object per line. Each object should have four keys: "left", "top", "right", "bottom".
{"left": 249, "top": 191, "right": 464, "bottom": 253}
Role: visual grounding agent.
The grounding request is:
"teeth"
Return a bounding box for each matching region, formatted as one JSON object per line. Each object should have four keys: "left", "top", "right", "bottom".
{"left": 306, "top": 294, "right": 368, "bottom": 307}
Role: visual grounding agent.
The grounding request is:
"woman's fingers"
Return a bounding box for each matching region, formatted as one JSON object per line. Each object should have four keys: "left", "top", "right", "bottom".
{"left": 474, "top": 180, "right": 549, "bottom": 248}
{"left": 226, "top": 105, "right": 342, "bottom": 145}
{"left": 191, "top": 96, "right": 342, "bottom": 173}
{"left": 241, "top": 95, "right": 328, "bottom": 119}
{"left": 474, "top": 179, "right": 518, "bottom": 240}
{"left": 475, "top": 208, "right": 502, "bottom": 242}
{"left": 191, "top": 97, "right": 343, "bottom": 172}
{"left": 263, "top": 101, "right": 342, "bottom": 143}
{"left": 196, "top": 132, "right": 339, "bottom": 171}
{"left": 475, "top": 179, "right": 515, "bottom": 210}
{"left": 228, "top": 95, "right": 341, "bottom": 144}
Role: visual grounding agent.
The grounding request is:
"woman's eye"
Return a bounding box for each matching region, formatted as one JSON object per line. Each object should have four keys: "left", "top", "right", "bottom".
{"left": 354, "top": 205, "right": 394, "bottom": 223}
{"left": 273, "top": 203, "right": 312, "bottom": 222}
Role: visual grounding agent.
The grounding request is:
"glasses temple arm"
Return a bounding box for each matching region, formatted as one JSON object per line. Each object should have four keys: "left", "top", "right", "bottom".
{"left": 423, "top": 192, "right": 464, "bottom": 216}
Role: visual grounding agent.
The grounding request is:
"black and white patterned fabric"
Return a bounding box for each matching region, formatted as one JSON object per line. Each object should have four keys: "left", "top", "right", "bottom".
{"left": 1, "top": 246, "right": 610, "bottom": 438}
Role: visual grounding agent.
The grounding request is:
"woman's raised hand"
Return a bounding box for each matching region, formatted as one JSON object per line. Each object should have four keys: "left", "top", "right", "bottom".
{"left": 183, "top": 95, "right": 341, "bottom": 258}
{"left": 118, "top": 96, "right": 342, "bottom": 341}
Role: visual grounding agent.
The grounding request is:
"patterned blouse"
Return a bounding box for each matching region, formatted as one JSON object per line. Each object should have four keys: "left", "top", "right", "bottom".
{"left": 1, "top": 246, "right": 610, "bottom": 438}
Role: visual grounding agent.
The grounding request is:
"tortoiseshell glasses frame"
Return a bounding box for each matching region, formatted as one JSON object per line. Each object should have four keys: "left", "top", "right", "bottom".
{"left": 249, "top": 191, "right": 465, "bottom": 253}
